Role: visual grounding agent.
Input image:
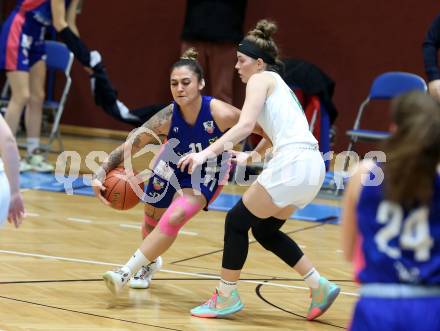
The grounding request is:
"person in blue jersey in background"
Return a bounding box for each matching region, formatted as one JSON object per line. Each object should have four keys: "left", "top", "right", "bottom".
{"left": 0, "top": 0, "right": 99, "bottom": 172}
{"left": 341, "top": 91, "right": 440, "bottom": 331}
{"left": 92, "top": 48, "right": 259, "bottom": 294}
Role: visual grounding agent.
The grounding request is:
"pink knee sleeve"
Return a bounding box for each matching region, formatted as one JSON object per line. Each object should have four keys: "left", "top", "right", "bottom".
{"left": 142, "top": 215, "right": 158, "bottom": 238}
{"left": 158, "top": 196, "right": 201, "bottom": 236}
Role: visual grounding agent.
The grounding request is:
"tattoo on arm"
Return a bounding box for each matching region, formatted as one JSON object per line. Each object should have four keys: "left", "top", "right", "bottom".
{"left": 95, "top": 145, "right": 124, "bottom": 182}
{"left": 129, "top": 104, "right": 173, "bottom": 147}
{"left": 94, "top": 104, "right": 173, "bottom": 182}
{"left": 142, "top": 104, "right": 173, "bottom": 137}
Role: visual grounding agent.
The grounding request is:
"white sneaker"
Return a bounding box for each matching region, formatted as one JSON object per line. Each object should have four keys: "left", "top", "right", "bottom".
{"left": 27, "top": 154, "right": 54, "bottom": 172}
{"left": 19, "top": 159, "right": 33, "bottom": 172}
{"left": 90, "top": 50, "right": 102, "bottom": 68}
{"left": 129, "top": 256, "right": 163, "bottom": 289}
{"left": 103, "top": 267, "right": 131, "bottom": 295}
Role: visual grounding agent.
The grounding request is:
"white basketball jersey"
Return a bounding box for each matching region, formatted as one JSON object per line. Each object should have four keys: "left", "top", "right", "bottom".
{"left": 257, "top": 71, "right": 318, "bottom": 152}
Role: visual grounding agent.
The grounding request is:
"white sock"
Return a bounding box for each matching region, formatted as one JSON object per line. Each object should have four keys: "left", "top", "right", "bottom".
{"left": 303, "top": 268, "right": 321, "bottom": 289}
{"left": 116, "top": 100, "right": 140, "bottom": 121}
{"left": 124, "top": 249, "right": 151, "bottom": 276}
{"left": 218, "top": 278, "right": 237, "bottom": 297}
{"left": 26, "top": 137, "right": 39, "bottom": 155}
{"left": 89, "top": 50, "right": 102, "bottom": 68}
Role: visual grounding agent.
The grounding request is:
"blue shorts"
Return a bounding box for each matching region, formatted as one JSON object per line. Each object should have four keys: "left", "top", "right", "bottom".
{"left": 143, "top": 170, "right": 223, "bottom": 209}
{"left": 350, "top": 297, "right": 440, "bottom": 331}
{"left": 144, "top": 156, "right": 229, "bottom": 209}
{"left": 0, "top": 11, "right": 46, "bottom": 71}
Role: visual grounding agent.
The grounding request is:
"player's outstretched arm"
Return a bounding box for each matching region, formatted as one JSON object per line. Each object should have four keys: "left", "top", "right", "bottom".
{"left": 179, "top": 74, "right": 270, "bottom": 173}
{"left": 210, "top": 98, "right": 271, "bottom": 165}
{"left": 92, "top": 104, "right": 173, "bottom": 199}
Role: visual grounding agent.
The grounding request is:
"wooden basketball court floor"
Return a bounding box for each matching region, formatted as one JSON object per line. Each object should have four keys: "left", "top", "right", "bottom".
{"left": 0, "top": 134, "right": 357, "bottom": 331}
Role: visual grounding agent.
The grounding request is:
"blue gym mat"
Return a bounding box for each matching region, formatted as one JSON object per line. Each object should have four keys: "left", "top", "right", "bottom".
{"left": 20, "top": 172, "right": 86, "bottom": 192}
{"left": 20, "top": 172, "right": 340, "bottom": 223}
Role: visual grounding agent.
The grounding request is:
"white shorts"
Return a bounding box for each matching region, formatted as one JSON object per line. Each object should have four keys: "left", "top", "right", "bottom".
{"left": 257, "top": 145, "right": 325, "bottom": 209}
{"left": 0, "top": 171, "right": 10, "bottom": 227}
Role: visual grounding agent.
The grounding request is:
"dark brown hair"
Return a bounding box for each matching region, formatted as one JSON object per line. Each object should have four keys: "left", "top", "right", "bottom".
{"left": 383, "top": 91, "right": 440, "bottom": 208}
{"left": 170, "top": 48, "right": 204, "bottom": 81}
{"left": 244, "top": 19, "right": 284, "bottom": 74}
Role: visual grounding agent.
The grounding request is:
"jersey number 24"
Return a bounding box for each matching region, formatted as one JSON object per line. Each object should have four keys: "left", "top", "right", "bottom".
{"left": 374, "top": 201, "right": 434, "bottom": 262}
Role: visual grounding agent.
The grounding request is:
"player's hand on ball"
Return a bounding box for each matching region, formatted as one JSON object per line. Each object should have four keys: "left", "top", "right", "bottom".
{"left": 92, "top": 178, "right": 111, "bottom": 206}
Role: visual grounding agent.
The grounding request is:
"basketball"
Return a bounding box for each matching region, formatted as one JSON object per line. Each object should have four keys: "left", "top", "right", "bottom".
{"left": 103, "top": 167, "right": 144, "bottom": 210}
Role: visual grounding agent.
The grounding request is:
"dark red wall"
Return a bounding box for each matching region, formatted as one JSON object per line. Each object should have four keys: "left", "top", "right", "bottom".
{"left": 62, "top": 1, "right": 185, "bottom": 131}
{"left": 3, "top": 1, "right": 439, "bottom": 151}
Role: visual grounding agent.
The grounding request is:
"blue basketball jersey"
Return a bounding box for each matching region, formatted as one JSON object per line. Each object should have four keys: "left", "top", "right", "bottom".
{"left": 144, "top": 96, "right": 230, "bottom": 207}
{"left": 355, "top": 169, "right": 440, "bottom": 285}
{"left": 14, "top": 0, "right": 71, "bottom": 26}
{"left": 167, "top": 95, "right": 229, "bottom": 179}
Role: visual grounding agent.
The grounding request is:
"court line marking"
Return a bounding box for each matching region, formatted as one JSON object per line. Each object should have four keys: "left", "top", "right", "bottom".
{"left": 0, "top": 295, "right": 183, "bottom": 331}
{"left": 0, "top": 277, "right": 355, "bottom": 285}
{"left": 66, "top": 217, "right": 93, "bottom": 224}
{"left": 170, "top": 222, "right": 327, "bottom": 265}
{"left": 255, "top": 284, "right": 345, "bottom": 329}
{"left": 0, "top": 249, "right": 358, "bottom": 297}
{"left": 16, "top": 214, "right": 199, "bottom": 236}
{"left": 172, "top": 230, "right": 198, "bottom": 236}
{"left": 165, "top": 262, "right": 357, "bottom": 283}
{"left": 119, "top": 224, "right": 139, "bottom": 229}
{"left": 0, "top": 279, "right": 102, "bottom": 284}
{"left": 119, "top": 223, "right": 198, "bottom": 236}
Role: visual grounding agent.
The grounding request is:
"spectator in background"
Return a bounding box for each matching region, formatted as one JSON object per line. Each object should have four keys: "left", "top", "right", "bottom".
{"left": 0, "top": 0, "right": 99, "bottom": 172}
{"left": 423, "top": 14, "right": 440, "bottom": 101}
{"left": 181, "top": 0, "right": 247, "bottom": 104}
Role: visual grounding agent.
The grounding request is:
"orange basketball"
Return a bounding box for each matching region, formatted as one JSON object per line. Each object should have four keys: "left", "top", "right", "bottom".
{"left": 103, "top": 167, "right": 144, "bottom": 210}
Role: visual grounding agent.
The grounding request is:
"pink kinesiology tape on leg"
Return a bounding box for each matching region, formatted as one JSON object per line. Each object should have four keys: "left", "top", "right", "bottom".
{"left": 158, "top": 196, "right": 201, "bottom": 236}
{"left": 142, "top": 215, "right": 158, "bottom": 238}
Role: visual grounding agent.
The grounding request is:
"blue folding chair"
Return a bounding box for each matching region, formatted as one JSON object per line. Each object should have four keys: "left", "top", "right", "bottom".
{"left": 0, "top": 40, "right": 73, "bottom": 154}
{"left": 41, "top": 40, "right": 74, "bottom": 153}
{"left": 345, "top": 71, "right": 427, "bottom": 170}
